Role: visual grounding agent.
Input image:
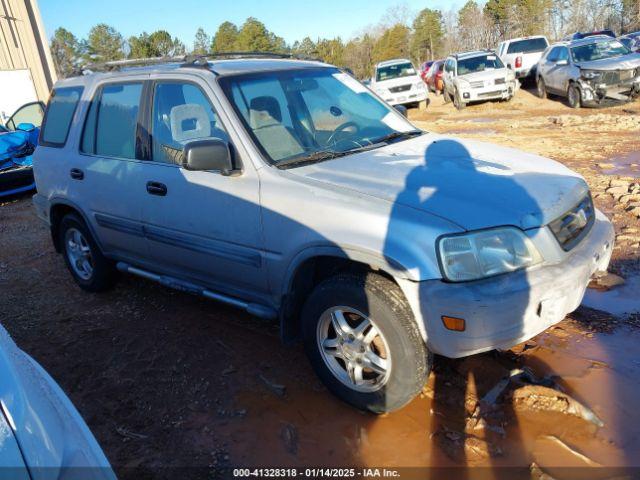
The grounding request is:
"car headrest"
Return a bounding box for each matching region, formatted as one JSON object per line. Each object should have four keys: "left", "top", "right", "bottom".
{"left": 170, "top": 104, "right": 211, "bottom": 143}
{"left": 249, "top": 96, "right": 282, "bottom": 129}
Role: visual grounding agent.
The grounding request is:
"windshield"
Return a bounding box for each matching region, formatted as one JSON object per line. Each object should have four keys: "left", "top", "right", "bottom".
{"left": 376, "top": 62, "right": 416, "bottom": 82}
{"left": 457, "top": 54, "right": 504, "bottom": 75}
{"left": 220, "top": 68, "right": 418, "bottom": 166}
{"left": 507, "top": 38, "right": 548, "bottom": 54}
{"left": 571, "top": 40, "right": 631, "bottom": 62}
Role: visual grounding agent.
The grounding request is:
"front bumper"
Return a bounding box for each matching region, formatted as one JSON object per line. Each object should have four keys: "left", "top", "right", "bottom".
{"left": 460, "top": 83, "right": 515, "bottom": 102}
{"left": 383, "top": 90, "right": 428, "bottom": 106}
{"left": 415, "top": 209, "right": 614, "bottom": 358}
{"left": 580, "top": 78, "right": 640, "bottom": 106}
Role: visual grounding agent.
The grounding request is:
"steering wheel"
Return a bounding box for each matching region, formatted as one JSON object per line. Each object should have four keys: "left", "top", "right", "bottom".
{"left": 326, "top": 121, "right": 360, "bottom": 146}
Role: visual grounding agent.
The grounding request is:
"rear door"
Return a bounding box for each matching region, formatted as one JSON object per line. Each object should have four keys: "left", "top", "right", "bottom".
{"left": 137, "top": 75, "right": 267, "bottom": 300}
{"left": 547, "top": 46, "right": 570, "bottom": 92}
{"left": 538, "top": 46, "right": 559, "bottom": 87}
{"left": 75, "top": 79, "right": 150, "bottom": 261}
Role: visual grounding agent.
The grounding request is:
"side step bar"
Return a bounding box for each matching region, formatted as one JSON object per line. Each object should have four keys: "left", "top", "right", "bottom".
{"left": 116, "top": 262, "right": 277, "bottom": 320}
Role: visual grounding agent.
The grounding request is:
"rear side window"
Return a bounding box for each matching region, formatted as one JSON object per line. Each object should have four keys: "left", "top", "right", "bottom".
{"left": 506, "top": 38, "right": 548, "bottom": 54}
{"left": 81, "top": 82, "right": 143, "bottom": 159}
{"left": 40, "top": 86, "right": 83, "bottom": 147}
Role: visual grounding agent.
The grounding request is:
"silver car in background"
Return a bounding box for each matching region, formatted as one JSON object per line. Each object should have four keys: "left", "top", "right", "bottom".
{"left": 536, "top": 36, "right": 640, "bottom": 107}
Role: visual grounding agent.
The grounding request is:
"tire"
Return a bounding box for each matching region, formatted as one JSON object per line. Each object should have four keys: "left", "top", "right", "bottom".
{"left": 536, "top": 76, "right": 547, "bottom": 99}
{"left": 301, "top": 272, "right": 431, "bottom": 414}
{"left": 59, "top": 213, "right": 118, "bottom": 292}
{"left": 567, "top": 83, "right": 581, "bottom": 109}
{"left": 454, "top": 89, "right": 466, "bottom": 110}
{"left": 443, "top": 88, "right": 452, "bottom": 104}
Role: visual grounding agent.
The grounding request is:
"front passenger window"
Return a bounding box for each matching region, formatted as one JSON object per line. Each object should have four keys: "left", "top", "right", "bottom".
{"left": 151, "top": 82, "right": 228, "bottom": 165}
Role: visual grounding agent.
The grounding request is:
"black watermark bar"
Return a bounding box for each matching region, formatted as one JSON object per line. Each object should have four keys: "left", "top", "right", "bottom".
{"left": 3, "top": 467, "right": 640, "bottom": 480}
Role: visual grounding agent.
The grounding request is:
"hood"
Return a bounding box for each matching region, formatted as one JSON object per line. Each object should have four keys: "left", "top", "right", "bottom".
{"left": 577, "top": 53, "right": 640, "bottom": 70}
{"left": 289, "top": 133, "right": 588, "bottom": 231}
{"left": 0, "top": 325, "right": 115, "bottom": 478}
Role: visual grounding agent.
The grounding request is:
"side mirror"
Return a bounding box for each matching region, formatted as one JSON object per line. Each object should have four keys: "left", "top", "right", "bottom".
{"left": 16, "top": 122, "right": 35, "bottom": 132}
{"left": 394, "top": 105, "right": 408, "bottom": 117}
{"left": 556, "top": 59, "right": 568, "bottom": 66}
{"left": 182, "top": 138, "right": 239, "bottom": 175}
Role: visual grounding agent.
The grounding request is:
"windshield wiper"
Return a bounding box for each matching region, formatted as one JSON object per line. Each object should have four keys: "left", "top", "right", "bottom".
{"left": 277, "top": 143, "right": 381, "bottom": 169}
{"left": 371, "top": 130, "right": 423, "bottom": 145}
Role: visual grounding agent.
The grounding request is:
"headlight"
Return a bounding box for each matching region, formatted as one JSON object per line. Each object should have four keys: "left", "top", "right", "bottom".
{"left": 414, "top": 81, "right": 425, "bottom": 90}
{"left": 437, "top": 227, "right": 542, "bottom": 282}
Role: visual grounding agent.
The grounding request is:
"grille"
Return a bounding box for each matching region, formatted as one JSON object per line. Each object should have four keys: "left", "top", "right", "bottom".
{"left": 494, "top": 78, "right": 506, "bottom": 85}
{"left": 389, "top": 84, "right": 412, "bottom": 93}
{"left": 470, "top": 81, "right": 484, "bottom": 88}
{"left": 478, "top": 90, "right": 502, "bottom": 98}
{"left": 549, "top": 195, "right": 595, "bottom": 251}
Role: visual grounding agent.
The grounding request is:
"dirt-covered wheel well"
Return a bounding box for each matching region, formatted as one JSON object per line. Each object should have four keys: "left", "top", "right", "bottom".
{"left": 280, "top": 255, "right": 399, "bottom": 342}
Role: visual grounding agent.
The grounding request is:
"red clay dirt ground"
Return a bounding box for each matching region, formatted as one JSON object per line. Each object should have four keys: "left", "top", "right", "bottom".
{"left": 1, "top": 87, "right": 640, "bottom": 480}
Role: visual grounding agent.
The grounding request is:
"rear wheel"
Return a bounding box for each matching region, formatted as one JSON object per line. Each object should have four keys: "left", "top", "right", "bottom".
{"left": 536, "top": 76, "right": 547, "bottom": 99}
{"left": 567, "top": 83, "right": 581, "bottom": 108}
{"left": 59, "top": 213, "right": 118, "bottom": 292}
{"left": 302, "top": 273, "right": 431, "bottom": 413}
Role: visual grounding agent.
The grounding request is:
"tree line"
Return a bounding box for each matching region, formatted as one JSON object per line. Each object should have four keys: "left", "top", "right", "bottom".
{"left": 51, "top": 0, "right": 640, "bottom": 79}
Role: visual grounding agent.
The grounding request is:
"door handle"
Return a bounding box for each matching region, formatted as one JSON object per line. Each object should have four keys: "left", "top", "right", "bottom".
{"left": 70, "top": 168, "right": 84, "bottom": 180}
{"left": 146, "top": 181, "right": 167, "bottom": 196}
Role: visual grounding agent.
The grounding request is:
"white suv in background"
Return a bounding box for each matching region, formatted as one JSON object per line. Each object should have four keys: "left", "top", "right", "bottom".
{"left": 370, "top": 59, "right": 428, "bottom": 108}
{"left": 443, "top": 50, "right": 517, "bottom": 110}
{"left": 498, "top": 35, "right": 549, "bottom": 80}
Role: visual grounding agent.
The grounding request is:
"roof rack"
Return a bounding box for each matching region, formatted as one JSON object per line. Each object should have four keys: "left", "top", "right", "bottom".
{"left": 76, "top": 51, "right": 321, "bottom": 75}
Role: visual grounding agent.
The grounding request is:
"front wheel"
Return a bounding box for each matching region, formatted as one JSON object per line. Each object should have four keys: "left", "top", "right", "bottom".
{"left": 302, "top": 273, "right": 431, "bottom": 414}
{"left": 567, "top": 83, "right": 581, "bottom": 108}
{"left": 454, "top": 89, "right": 466, "bottom": 110}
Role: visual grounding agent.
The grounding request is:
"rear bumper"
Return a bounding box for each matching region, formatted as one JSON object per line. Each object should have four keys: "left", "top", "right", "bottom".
{"left": 413, "top": 210, "right": 614, "bottom": 358}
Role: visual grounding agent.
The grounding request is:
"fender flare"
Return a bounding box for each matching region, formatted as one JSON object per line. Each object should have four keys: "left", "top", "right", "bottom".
{"left": 279, "top": 244, "right": 419, "bottom": 299}
{"left": 48, "top": 197, "right": 106, "bottom": 254}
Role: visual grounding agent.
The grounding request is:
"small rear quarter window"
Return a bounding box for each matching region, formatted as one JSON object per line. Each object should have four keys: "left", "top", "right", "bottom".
{"left": 40, "top": 86, "right": 83, "bottom": 147}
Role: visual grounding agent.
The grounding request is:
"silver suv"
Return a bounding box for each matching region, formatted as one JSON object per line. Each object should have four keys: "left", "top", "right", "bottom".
{"left": 442, "top": 50, "right": 517, "bottom": 110}
{"left": 33, "top": 54, "right": 614, "bottom": 413}
{"left": 536, "top": 36, "right": 640, "bottom": 107}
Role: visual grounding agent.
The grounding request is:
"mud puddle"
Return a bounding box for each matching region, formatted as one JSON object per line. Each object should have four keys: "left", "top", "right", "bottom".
{"left": 599, "top": 150, "right": 640, "bottom": 177}
{"left": 582, "top": 275, "right": 640, "bottom": 316}
{"left": 210, "top": 314, "right": 640, "bottom": 476}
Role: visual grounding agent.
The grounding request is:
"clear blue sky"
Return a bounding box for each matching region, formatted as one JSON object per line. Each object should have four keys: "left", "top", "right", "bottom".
{"left": 39, "top": 0, "right": 465, "bottom": 47}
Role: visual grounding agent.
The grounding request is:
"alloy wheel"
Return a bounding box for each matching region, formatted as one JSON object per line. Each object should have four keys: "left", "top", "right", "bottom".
{"left": 65, "top": 227, "right": 94, "bottom": 280}
{"left": 316, "top": 306, "right": 391, "bottom": 392}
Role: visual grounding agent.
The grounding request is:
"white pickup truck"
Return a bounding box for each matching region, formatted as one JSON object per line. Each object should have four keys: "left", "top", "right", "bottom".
{"left": 498, "top": 36, "right": 549, "bottom": 80}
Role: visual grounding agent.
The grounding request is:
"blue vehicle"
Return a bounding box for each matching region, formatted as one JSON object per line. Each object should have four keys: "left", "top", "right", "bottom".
{"left": 0, "top": 101, "right": 44, "bottom": 197}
